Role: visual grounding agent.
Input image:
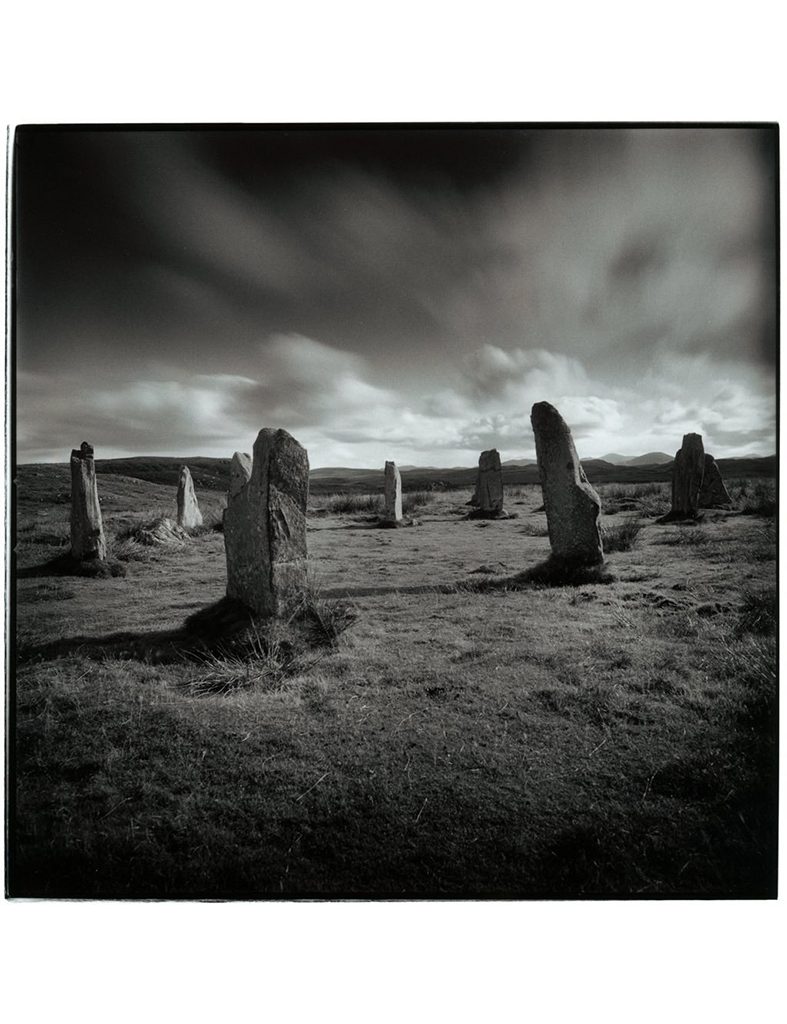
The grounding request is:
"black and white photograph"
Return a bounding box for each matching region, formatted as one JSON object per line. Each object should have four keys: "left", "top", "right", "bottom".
{"left": 8, "top": 123, "right": 777, "bottom": 902}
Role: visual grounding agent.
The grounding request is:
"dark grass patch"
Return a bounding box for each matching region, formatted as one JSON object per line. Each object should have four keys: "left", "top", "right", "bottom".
{"left": 17, "top": 552, "right": 127, "bottom": 580}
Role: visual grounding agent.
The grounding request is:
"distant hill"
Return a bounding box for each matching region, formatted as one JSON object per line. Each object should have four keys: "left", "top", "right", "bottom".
{"left": 501, "top": 458, "right": 536, "bottom": 467}
{"left": 626, "top": 452, "right": 672, "bottom": 466}
{"left": 599, "top": 452, "right": 672, "bottom": 466}
{"left": 17, "top": 453, "right": 776, "bottom": 497}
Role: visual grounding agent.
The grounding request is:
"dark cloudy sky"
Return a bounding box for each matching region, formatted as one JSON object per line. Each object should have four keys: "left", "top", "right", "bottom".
{"left": 14, "top": 125, "right": 777, "bottom": 467}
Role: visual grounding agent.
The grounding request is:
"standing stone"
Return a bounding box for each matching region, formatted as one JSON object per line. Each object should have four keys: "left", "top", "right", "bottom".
{"left": 669, "top": 433, "right": 705, "bottom": 519}
{"left": 473, "top": 449, "right": 504, "bottom": 515}
{"left": 383, "top": 461, "right": 403, "bottom": 522}
{"left": 223, "top": 429, "right": 309, "bottom": 617}
{"left": 70, "top": 441, "right": 107, "bottom": 561}
{"left": 530, "top": 402, "right": 604, "bottom": 565}
{"left": 176, "top": 465, "right": 203, "bottom": 529}
{"left": 699, "top": 453, "right": 732, "bottom": 508}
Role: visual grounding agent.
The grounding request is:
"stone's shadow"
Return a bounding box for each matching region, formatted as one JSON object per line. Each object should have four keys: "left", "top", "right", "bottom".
{"left": 655, "top": 512, "right": 706, "bottom": 525}
{"left": 461, "top": 556, "right": 615, "bottom": 591}
{"left": 465, "top": 509, "right": 518, "bottom": 521}
{"left": 17, "top": 553, "right": 127, "bottom": 579}
{"left": 17, "top": 597, "right": 256, "bottom": 666}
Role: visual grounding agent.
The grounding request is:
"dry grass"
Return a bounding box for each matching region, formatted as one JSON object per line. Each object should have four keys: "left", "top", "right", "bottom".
{"left": 10, "top": 468, "right": 777, "bottom": 899}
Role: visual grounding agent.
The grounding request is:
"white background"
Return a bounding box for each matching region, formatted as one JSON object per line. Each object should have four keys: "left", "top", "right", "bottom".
{"left": 2, "top": 3, "right": 784, "bottom": 1022}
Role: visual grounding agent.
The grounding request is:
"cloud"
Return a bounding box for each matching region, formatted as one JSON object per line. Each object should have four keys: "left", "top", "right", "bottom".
{"left": 17, "top": 333, "right": 774, "bottom": 466}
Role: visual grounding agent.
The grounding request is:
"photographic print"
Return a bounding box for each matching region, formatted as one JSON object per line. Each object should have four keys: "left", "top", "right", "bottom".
{"left": 8, "top": 124, "right": 778, "bottom": 899}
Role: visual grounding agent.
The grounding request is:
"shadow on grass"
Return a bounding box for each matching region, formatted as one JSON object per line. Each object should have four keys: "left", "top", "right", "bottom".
{"left": 16, "top": 593, "right": 357, "bottom": 673}
{"left": 17, "top": 553, "right": 127, "bottom": 579}
{"left": 16, "top": 597, "right": 258, "bottom": 666}
{"left": 460, "top": 556, "right": 615, "bottom": 592}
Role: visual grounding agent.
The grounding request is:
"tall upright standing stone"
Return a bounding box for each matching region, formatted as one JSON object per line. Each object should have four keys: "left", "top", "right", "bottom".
{"left": 223, "top": 429, "right": 309, "bottom": 618}
{"left": 668, "top": 433, "right": 705, "bottom": 519}
{"left": 70, "top": 441, "right": 107, "bottom": 561}
{"left": 472, "top": 449, "right": 504, "bottom": 516}
{"left": 383, "top": 461, "right": 403, "bottom": 522}
{"left": 176, "top": 465, "right": 203, "bottom": 529}
{"left": 530, "top": 402, "right": 604, "bottom": 565}
{"left": 698, "top": 453, "right": 732, "bottom": 508}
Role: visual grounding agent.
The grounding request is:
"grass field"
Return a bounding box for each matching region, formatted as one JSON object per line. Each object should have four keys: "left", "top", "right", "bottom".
{"left": 9, "top": 466, "right": 777, "bottom": 898}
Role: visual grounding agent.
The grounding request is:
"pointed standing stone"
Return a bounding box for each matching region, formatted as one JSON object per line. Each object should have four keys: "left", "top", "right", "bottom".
{"left": 699, "top": 453, "right": 732, "bottom": 508}
{"left": 223, "top": 429, "right": 309, "bottom": 618}
{"left": 668, "top": 433, "right": 705, "bottom": 519}
{"left": 176, "top": 465, "right": 203, "bottom": 529}
{"left": 383, "top": 461, "right": 403, "bottom": 522}
{"left": 70, "top": 441, "right": 107, "bottom": 561}
{"left": 530, "top": 402, "right": 604, "bottom": 565}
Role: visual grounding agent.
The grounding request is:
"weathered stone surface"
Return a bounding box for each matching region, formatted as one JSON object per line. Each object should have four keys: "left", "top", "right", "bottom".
{"left": 530, "top": 402, "right": 604, "bottom": 565}
{"left": 134, "top": 517, "right": 190, "bottom": 546}
{"left": 669, "top": 433, "right": 705, "bottom": 519}
{"left": 383, "top": 461, "right": 403, "bottom": 522}
{"left": 223, "top": 429, "right": 309, "bottom": 617}
{"left": 70, "top": 441, "right": 107, "bottom": 561}
{"left": 699, "top": 453, "right": 732, "bottom": 508}
{"left": 176, "top": 465, "right": 203, "bottom": 529}
{"left": 477, "top": 449, "right": 504, "bottom": 512}
{"left": 229, "top": 451, "right": 252, "bottom": 497}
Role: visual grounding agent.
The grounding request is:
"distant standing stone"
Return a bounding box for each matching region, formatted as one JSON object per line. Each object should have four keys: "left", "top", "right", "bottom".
{"left": 474, "top": 449, "right": 504, "bottom": 515}
{"left": 70, "top": 441, "right": 107, "bottom": 561}
{"left": 669, "top": 433, "right": 705, "bottom": 519}
{"left": 699, "top": 453, "right": 732, "bottom": 508}
{"left": 384, "top": 461, "right": 403, "bottom": 522}
{"left": 530, "top": 402, "right": 604, "bottom": 565}
{"left": 224, "top": 429, "right": 309, "bottom": 617}
{"left": 176, "top": 465, "right": 203, "bottom": 529}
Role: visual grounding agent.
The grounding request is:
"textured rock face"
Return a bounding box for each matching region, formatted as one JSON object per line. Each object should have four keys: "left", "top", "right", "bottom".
{"left": 699, "top": 453, "right": 732, "bottom": 508}
{"left": 384, "top": 461, "right": 403, "bottom": 521}
{"left": 530, "top": 402, "right": 604, "bottom": 565}
{"left": 476, "top": 449, "right": 504, "bottom": 513}
{"left": 223, "top": 429, "right": 309, "bottom": 617}
{"left": 70, "top": 441, "right": 107, "bottom": 560}
{"left": 670, "top": 433, "right": 705, "bottom": 518}
{"left": 176, "top": 465, "right": 203, "bottom": 529}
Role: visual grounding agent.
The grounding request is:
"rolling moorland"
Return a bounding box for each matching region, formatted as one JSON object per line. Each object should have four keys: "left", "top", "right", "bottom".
{"left": 9, "top": 458, "right": 777, "bottom": 898}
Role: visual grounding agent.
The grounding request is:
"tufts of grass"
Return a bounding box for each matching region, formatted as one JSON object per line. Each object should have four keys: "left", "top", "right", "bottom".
{"left": 737, "top": 587, "right": 777, "bottom": 636}
{"left": 401, "top": 490, "right": 436, "bottom": 514}
{"left": 735, "top": 479, "right": 776, "bottom": 518}
{"left": 289, "top": 587, "right": 357, "bottom": 648}
{"left": 602, "top": 520, "right": 643, "bottom": 552}
{"left": 186, "top": 622, "right": 295, "bottom": 695}
{"left": 324, "top": 493, "right": 383, "bottom": 515}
